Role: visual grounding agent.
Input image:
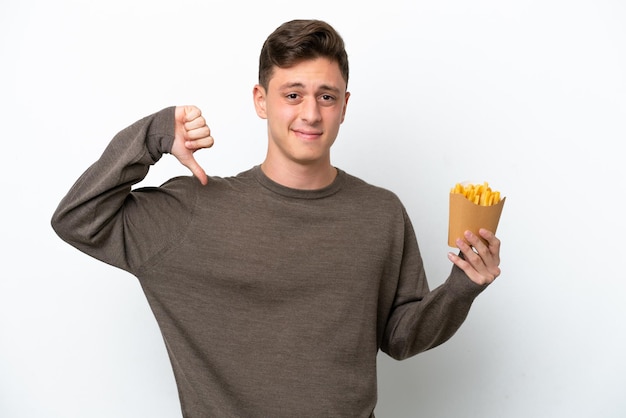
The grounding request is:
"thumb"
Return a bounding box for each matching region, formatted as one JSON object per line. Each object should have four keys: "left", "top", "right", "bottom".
{"left": 182, "top": 105, "right": 201, "bottom": 122}
{"left": 180, "top": 154, "right": 208, "bottom": 186}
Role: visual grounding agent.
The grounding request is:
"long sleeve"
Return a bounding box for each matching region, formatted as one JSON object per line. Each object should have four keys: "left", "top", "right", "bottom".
{"left": 380, "top": 209, "right": 487, "bottom": 360}
{"left": 51, "top": 106, "right": 196, "bottom": 274}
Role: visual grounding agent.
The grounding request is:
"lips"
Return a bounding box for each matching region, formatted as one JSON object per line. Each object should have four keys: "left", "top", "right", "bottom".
{"left": 293, "top": 128, "right": 322, "bottom": 140}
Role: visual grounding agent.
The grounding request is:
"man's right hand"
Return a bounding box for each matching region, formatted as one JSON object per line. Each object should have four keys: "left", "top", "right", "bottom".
{"left": 172, "top": 105, "right": 214, "bottom": 185}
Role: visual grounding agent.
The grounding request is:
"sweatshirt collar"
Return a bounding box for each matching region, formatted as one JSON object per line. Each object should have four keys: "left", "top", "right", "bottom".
{"left": 252, "top": 165, "right": 345, "bottom": 200}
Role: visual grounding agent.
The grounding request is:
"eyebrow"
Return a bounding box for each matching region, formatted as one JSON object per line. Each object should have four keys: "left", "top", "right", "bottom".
{"left": 279, "top": 82, "right": 342, "bottom": 94}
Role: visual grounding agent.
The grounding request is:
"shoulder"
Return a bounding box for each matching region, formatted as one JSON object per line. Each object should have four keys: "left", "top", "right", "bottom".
{"left": 156, "top": 168, "right": 261, "bottom": 204}
{"left": 337, "top": 170, "right": 410, "bottom": 224}
{"left": 161, "top": 167, "right": 255, "bottom": 188}
{"left": 340, "top": 170, "right": 404, "bottom": 207}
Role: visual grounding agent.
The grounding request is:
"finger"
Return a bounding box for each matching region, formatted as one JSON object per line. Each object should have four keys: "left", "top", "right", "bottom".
{"left": 185, "top": 135, "right": 215, "bottom": 150}
{"left": 450, "top": 240, "right": 494, "bottom": 285}
{"left": 456, "top": 234, "right": 483, "bottom": 267}
{"left": 451, "top": 230, "right": 501, "bottom": 285}
{"left": 185, "top": 124, "right": 212, "bottom": 141}
{"left": 479, "top": 228, "right": 501, "bottom": 253}
{"left": 464, "top": 230, "right": 488, "bottom": 254}
{"left": 447, "top": 251, "right": 469, "bottom": 271}
{"left": 478, "top": 229, "right": 501, "bottom": 277}
{"left": 183, "top": 105, "right": 202, "bottom": 122}
{"left": 182, "top": 155, "right": 208, "bottom": 185}
{"left": 447, "top": 250, "right": 484, "bottom": 284}
{"left": 448, "top": 249, "right": 496, "bottom": 285}
{"left": 184, "top": 115, "right": 208, "bottom": 131}
{"left": 464, "top": 230, "right": 502, "bottom": 272}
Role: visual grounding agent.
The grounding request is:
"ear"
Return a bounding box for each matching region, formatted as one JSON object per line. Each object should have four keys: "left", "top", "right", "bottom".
{"left": 253, "top": 84, "right": 268, "bottom": 119}
{"left": 340, "top": 91, "right": 350, "bottom": 123}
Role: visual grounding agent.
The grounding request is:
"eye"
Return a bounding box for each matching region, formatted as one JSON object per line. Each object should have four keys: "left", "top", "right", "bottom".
{"left": 286, "top": 93, "right": 299, "bottom": 100}
{"left": 319, "top": 94, "right": 337, "bottom": 106}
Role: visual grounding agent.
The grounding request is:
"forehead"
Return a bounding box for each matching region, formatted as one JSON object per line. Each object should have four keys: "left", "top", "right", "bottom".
{"left": 268, "top": 57, "right": 347, "bottom": 91}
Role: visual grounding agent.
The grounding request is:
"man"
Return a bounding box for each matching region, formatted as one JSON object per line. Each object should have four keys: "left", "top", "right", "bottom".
{"left": 52, "top": 19, "right": 501, "bottom": 417}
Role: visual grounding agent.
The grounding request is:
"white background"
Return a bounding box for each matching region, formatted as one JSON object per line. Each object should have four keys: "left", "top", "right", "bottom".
{"left": 1, "top": 0, "right": 625, "bottom": 417}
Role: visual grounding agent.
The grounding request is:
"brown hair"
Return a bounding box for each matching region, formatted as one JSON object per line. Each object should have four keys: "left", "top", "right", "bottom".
{"left": 258, "top": 19, "right": 349, "bottom": 90}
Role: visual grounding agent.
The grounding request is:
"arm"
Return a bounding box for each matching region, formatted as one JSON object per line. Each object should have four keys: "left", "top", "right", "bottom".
{"left": 50, "top": 106, "right": 214, "bottom": 272}
{"left": 381, "top": 214, "right": 500, "bottom": 360}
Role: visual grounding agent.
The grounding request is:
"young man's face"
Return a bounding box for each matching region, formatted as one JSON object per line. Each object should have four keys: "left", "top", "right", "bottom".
{"left": 253, "top": 57, "right": 350, "bottom": 169}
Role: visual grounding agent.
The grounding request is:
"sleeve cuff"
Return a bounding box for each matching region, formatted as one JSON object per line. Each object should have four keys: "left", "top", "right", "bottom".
{"left": 446, "top": 264, "right": 489, "bottom": 299}
{"left": 145, "top": 106, "right": 177, "bottom": 161}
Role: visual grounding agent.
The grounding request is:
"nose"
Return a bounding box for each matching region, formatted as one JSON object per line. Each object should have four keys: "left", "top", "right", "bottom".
{"left": 300, "top": 97, "right": 322, "bottom": 123}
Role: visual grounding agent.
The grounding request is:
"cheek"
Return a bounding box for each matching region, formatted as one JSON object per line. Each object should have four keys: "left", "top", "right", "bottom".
{"left": 267, "top": 108, "right": 293, "bottom": 136}
{"left": 275, "top": 106, "right": 292, "bottom": 119}
{"left": 325, "top": 109, "right": 345, "bottom": 128}
{"left": 269, "top": 106, "right": 297, "bottom": 126}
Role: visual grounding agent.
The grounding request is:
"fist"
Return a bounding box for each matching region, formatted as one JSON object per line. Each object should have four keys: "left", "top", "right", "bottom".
{"left": 174, "top": 105, "right": 214, "bottom": 150}
{"left": 172, "top": 105, "right": 214, "bottom": 185}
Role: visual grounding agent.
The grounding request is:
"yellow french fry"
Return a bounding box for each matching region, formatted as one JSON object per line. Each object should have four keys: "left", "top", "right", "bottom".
{"left": 451, "top": 181, "right": 502, "bottom": 207}
{"left": 480, "top": 189, "right": 490, "bottom": 206}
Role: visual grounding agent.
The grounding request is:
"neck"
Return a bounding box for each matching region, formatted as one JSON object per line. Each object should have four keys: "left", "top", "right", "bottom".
{"left": 260, "top": 159, "right": 337, "bottom": 190}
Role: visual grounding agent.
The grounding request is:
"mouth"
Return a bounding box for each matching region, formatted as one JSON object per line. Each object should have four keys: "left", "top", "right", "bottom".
{"left": 293, "top": 128, "right": 323, "bottom": 141}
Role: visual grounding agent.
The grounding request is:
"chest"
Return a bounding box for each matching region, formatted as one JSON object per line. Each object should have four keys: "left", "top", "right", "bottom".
{"left": 161, "top": 194, "right": 401, "bottom": 302}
